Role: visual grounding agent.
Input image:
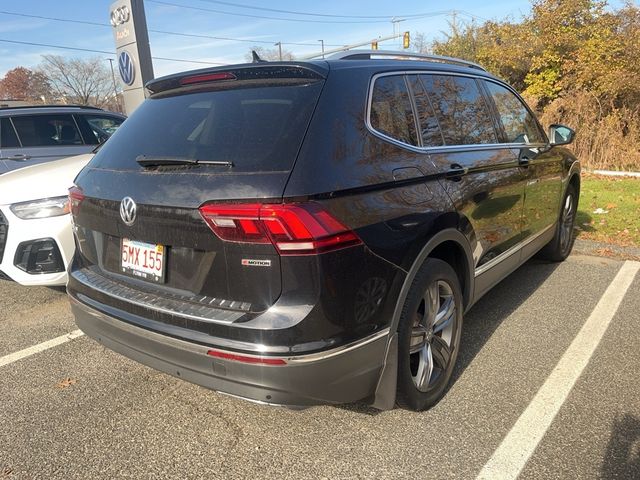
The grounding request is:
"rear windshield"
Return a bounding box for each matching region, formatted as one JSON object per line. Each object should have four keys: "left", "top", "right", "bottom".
{"left": 90, "top": 81, "right": 323, "bottom": 172}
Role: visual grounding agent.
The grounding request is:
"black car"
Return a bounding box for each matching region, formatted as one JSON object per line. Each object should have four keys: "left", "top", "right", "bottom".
{"left": 67, "top": 51, "right": 580, "bottom": 411}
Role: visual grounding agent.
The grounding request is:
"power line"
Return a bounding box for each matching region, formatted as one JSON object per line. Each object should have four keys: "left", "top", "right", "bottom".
{"left": 0, "top": 10, "right": 343, "bottom": 47}
{"left": 0, "top": 10, "right": 106, "bottom": 27}
{"left": 0, "top": 39, "right": 114, "bottom": 56}
{"left": 146, "top": 0, "right": 398, "bottom": 23}
{"left": 194, "top": 0, "right": 445, "bottom": 19}
{"left": 0, "top": 39, "right": 224, "bottom": 65}
{"left": 152, "top": 56, "right": 225, "bottom": 65}
{"left": 147, "top": 29, "right": 343, "bottom": 47}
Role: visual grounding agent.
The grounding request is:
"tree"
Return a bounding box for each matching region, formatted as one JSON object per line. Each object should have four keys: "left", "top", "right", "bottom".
{"left": 0, "top": 67, "right": 52, "bottom": 102}
{"left": 39, "top": 55, "right": 116, "bottom": 107}
{"left": 244, "top": 46, "right": 295, "bottom": 62}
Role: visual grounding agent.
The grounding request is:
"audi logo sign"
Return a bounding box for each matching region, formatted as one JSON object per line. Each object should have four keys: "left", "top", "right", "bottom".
{"left": 110, "top": 5, "right": 130, "bottom": 27}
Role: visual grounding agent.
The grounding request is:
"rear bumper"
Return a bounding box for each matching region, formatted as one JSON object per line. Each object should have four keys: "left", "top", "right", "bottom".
{"left": 69, "top": 294, "right": 389, "bottom": 407}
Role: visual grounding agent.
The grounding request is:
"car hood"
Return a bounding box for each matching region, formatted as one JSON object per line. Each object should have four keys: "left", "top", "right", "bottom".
{"left": 0, "top": 153, "right": 93, "bottom": 206}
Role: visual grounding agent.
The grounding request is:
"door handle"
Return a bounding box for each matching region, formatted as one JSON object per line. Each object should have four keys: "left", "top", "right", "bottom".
{"left": 445, "top": 164, "right": 467, "bottom": 180}
{"left": 6, "top": 154, "right": 31, "bottom": 161}
{"left": 519, "top": 157, "right": 530, "bottom": 167}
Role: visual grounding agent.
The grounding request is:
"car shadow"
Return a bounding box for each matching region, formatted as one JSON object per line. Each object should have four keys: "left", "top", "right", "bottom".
{"left": 451, "top": 258, "right": 561, "bottom": 384}
{"left": 601, "top": 413, "right": 640, "bottom": 478}
{"left": 336, "top": 257, "right": 562, "bottom": 416}
{"left": 576, "top": 207, "right": 596, "bottom": 235}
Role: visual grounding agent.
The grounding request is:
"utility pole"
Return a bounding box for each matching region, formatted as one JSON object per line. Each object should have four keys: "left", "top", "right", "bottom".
{"left": 107, "top": 57, "right": 121, "bottom": 112}
{"left": 275, "top": 42, "right": 282, "bottom": 61}
{"left": 318, "top": 39, "right": 325, "bottom": 59}
{"left": 391, "top": 17, "right": 406, "bottom": 49}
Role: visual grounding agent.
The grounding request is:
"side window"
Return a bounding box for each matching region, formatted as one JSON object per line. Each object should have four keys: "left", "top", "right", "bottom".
{"left": 420, "top": 75, "right": 497, "bottom": 146}
{"left": 0, "top": 118, "right": 20, "bottom": 148}
{"left": 11, "top": 114, "right": 83, "bottom": 147}
{"left": 483, "top": 81, "right": 546, "bottom": 144}
{"left": 407, "top": 75, "right": 444, "bottom": 147}
{"left": 370, "top": 75, "right": 418, "bottom": 146}
{"left": 77, "top": 115, "right": 125, "bottom": 145}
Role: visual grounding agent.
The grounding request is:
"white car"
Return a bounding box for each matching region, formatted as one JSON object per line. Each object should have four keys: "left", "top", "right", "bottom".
{"left": 0, "top": 153, "right": 93, "bottom": 286}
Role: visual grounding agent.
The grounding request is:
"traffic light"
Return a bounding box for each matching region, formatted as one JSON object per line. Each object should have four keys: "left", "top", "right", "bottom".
{"left": 403, "top": 31, "right": 410, "bottom": 49}
{"left": 371, "top": 41, "right": 378, "bottom": 50}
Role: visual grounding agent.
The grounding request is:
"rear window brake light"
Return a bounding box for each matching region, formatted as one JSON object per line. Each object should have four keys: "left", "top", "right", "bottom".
{"left": 179, "top": 72, "right": 237, "bottom": 86}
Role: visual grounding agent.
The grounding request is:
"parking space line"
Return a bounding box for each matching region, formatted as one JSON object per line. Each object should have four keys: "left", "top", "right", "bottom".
{"left": 0, "top": 330, "right": 84, "bottom": 368}
{"left": 477, "top": 260, "right": 640, "bottom": 480}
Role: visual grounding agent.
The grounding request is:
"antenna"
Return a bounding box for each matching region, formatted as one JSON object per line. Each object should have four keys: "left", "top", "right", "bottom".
{"left": 251, "top": 50, "right": 266, "bottom": 63}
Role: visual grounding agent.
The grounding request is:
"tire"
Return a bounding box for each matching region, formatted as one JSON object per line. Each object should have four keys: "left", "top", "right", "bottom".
{"left": 539, "top": 184, "right": 578, "bottom": 262}
{"left": 396, "top": 258, "right": 463, "bottom": 411}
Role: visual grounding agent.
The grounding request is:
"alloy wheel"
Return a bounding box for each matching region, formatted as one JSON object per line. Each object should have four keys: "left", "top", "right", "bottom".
{"left": 409, "top": 279, "right": 456, "bottom": 392}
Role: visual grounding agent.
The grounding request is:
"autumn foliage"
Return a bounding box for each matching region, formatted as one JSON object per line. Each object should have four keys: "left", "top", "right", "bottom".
{"left": 424, "top": 0, "right": 640, "bottom": 171}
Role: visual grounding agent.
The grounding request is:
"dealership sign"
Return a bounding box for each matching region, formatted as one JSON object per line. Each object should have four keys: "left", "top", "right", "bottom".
{"left": 110, "top": 0, "right": 154, "bottom": 114}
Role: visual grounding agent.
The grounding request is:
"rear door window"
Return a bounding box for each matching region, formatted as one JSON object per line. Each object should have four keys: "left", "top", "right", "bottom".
{"left": 90, "top": 82, "right": 324, "bottom": 172}
{"left": 407, "top": 75, "right": 444, "bottom": 147}
{"left": 76, "top": 114, "right": 125, "bottom": 144}
{"left": 420, "top": 75, "right": 497, "bottom": 146}
{"left": 483, "top": 81, "right": 546, "bottom": 144}
{"left": 369, "top": 75, "right": 418, "bottom": 146}
{"left": 0, "top": 118, "right": 20, "bottom": 148}
{"left": 11, "top": 114, "right": 83, "bottom": 147}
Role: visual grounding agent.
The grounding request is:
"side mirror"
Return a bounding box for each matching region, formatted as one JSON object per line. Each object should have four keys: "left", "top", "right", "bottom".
{"left": 548, "top": 124, "right": 575, "bottom": 146}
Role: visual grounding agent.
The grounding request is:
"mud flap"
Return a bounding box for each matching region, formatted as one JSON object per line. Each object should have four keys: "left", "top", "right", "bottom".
{"left": 372, "top": 333, "right": 398, "bottom": 410}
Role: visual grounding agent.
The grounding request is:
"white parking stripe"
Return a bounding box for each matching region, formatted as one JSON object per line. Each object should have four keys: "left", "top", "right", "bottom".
{"left": 0, "top": 330, "right": 84, "bottom": 368}
{"left": 477, "top": 260, "right": 640, "bottom": 480}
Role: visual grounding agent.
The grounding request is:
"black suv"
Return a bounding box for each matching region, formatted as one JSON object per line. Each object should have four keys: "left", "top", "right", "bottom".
{"left": 67, "top": 51, "right": 580, "bottom": 411}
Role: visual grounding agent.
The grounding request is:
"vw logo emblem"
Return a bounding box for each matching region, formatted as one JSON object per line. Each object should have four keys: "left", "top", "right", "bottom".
{"left": 118, "top": 51, "right": 136, "bottom": 86}
{"left": 120, "top": 197, "right": 137, "bottom": 226}
{"left": 110, "top": 6, "right": 130, "bottom": 27}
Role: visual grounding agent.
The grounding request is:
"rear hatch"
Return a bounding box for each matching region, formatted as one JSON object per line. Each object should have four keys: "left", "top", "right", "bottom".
{"left": 71, "top": 64, "right": 326, "bottom": 314}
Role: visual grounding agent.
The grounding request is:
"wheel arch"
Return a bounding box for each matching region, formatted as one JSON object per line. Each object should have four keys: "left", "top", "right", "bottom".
{"left": 372, "top": 228, "right": 474, "bottom": 410}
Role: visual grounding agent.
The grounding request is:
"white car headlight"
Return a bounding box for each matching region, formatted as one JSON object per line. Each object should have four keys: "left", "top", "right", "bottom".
{"left": 10, "top": 196, "right": 70, "bottom": 220}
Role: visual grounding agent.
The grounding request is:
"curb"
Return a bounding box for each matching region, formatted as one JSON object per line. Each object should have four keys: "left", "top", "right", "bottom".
{"left": 590, "top": 170, "right": 640, "bottom": 178}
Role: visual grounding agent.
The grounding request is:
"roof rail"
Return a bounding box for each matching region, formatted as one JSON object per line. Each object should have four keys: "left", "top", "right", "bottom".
{"left": 0, "top": 104, "right": 104, "bottom": 110}
{"left": 327, "top": 50, "right": 487, "bottom": 71}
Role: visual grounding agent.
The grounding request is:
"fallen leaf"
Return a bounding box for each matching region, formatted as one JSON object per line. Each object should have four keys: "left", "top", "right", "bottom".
{"left": 606, "top": 203, "right": 617, "bottom": 210}
{"left": 56, "top": 378, "right": 77, "bottom": 389}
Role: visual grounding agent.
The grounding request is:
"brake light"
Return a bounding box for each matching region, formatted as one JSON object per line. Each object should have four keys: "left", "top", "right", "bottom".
{"left": 207, "top": 349, "right": 287, "bottom": 365}
{"left": 179, "top": 72, "right": 237, "bottom": 86}
{"left": 68, "top": 186, "right": 85, "bottom": 216}
{"left": 199, "top": 202, "right": 362, "bottom": 255}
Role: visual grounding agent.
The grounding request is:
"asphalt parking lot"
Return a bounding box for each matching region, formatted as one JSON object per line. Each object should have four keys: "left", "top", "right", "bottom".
{"left": 1, "top": 253, "right": 639, "bottom": 479}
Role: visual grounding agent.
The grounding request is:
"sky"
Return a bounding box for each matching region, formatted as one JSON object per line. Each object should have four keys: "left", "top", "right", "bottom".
{"left": 0, "top": 0, "right": 626, "bottom": 80}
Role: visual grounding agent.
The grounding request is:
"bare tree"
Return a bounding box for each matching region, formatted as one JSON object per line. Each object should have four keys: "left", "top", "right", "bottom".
{"left": 39, "top": 55, "right": 115, "bottom": 107}
{"left": 244, "top": 46, "right": 295, "bottom": 62}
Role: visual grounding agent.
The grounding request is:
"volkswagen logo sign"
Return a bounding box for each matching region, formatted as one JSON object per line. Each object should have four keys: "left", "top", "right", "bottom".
{"left": 120, "top": 197, "right": 137, "bottom": 226}
{"left": 110, "top": 6, "right": 130, "bottom": 27}
{"left": 118, "top": 51, "right": 136, "bottom": 86}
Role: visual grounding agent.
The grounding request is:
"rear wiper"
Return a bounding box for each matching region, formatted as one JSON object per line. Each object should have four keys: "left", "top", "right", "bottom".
{"left": 136, "top": 155, "right": 233, "bottom": 168}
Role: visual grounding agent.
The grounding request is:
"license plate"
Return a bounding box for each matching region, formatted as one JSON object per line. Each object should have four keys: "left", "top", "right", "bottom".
{"left": 120, "top": 238, "right": 165, "bottom": 283}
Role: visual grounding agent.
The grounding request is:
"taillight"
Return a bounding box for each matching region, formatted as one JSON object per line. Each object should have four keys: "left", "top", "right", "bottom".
{"left": 68, "top": 186, "right": 85, "bottom": 216}
{"left": 199, "top": 202, "right": 362, "bottom": 255}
